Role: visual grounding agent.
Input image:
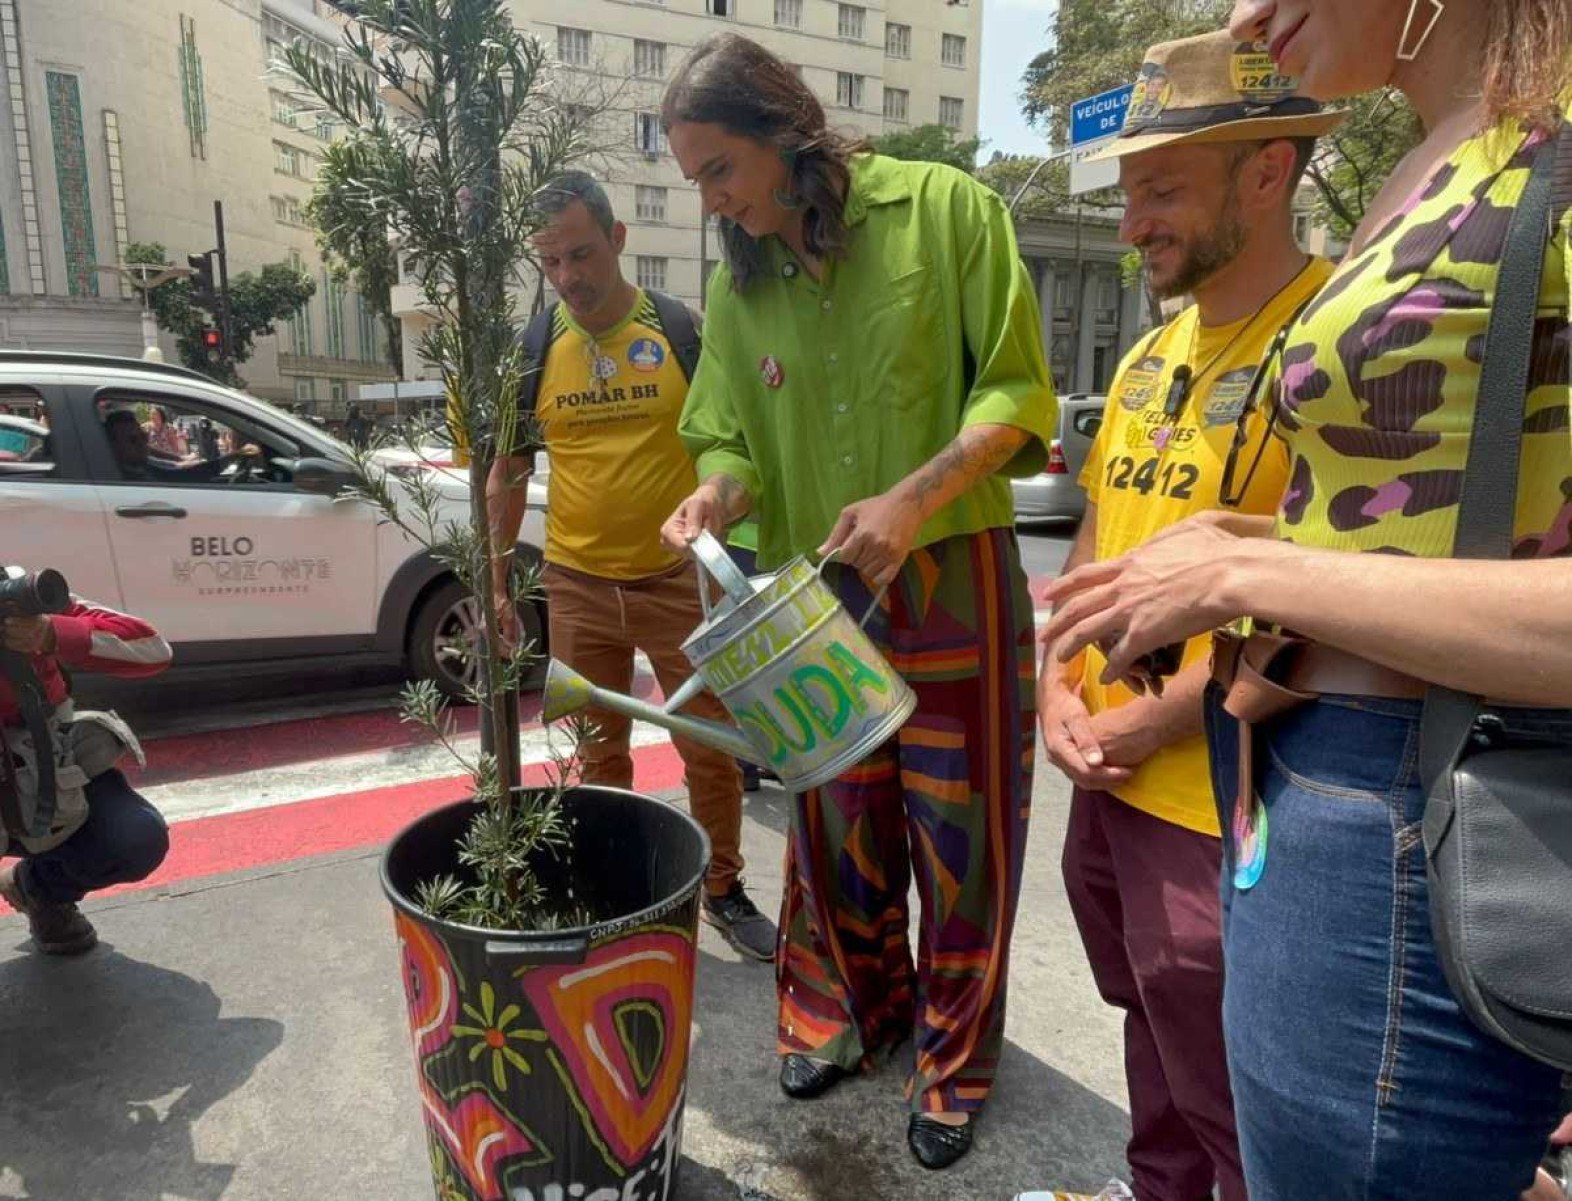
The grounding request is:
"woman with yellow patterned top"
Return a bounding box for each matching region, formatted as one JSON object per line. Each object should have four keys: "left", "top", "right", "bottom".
{"left": 1043, "top": 0, "right": 1570, "bottom": 1198}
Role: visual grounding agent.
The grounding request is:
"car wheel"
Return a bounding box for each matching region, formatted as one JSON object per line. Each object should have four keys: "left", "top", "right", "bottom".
{"left": 408, "top": 577, "right": 546, "bottom": 700}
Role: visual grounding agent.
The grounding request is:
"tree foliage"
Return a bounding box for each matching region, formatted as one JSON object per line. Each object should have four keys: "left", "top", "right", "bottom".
{"left": 308, "top": 138, "right": 404, "bottom": 376}
{"left": 1020, "top": 0, "right": 1421, "bottom": 235}
{"left": 127, "top": 240, "right": 315, "bottom": 386}
{"left": 284, "top": 0, "right": 599, "bottom": 929}
{"left": 870, "top": 123, "right": 981, "bottom": 174}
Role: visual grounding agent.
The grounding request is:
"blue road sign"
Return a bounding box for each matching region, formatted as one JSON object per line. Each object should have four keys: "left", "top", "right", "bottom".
{"left": 1070, "top": 85, "right": 1133, "bottom": 147}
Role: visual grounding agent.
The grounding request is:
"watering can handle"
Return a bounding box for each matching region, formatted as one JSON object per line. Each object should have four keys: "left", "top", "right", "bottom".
{"left": 689, "top": 530, "right": 753, "bottom": 622}
{"left": 816, "top": 548, "right": 889, "bottom": 631}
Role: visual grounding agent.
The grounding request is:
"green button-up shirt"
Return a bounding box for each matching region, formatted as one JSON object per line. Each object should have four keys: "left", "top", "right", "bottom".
{"left": 679, "top": 153, "right": 1058, "bottom": 568}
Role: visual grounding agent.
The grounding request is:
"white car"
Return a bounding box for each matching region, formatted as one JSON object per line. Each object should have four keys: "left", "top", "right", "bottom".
{"left": 0, "top": 351, "right": 547, "bottom": 698}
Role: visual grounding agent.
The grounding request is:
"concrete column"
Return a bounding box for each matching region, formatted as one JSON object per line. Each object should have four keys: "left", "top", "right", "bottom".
{"left": 1075, "top": 265, "right": 1098, "bottom": 393}
{"left": 1119, "top": 269, "right": 1146, "bottom": 360}
{"left": 1035, "top": 259, "right": 1055, "bottom": 363}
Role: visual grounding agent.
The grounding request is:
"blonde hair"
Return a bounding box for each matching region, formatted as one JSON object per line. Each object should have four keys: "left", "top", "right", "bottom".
{"left": 1482, "top": 0, "right": 1572, "bottom": 130}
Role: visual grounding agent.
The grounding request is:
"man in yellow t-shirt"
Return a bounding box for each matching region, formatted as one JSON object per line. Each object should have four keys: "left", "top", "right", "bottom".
{"left": 1026, "top": 31, "right": 1339, "bottom": 1201}
{"left": 488, "top": 172, "right": 774, "bottom": 961}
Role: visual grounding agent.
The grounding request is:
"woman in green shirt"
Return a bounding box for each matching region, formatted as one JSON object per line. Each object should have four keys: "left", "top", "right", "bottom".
{"left": 658, "top": 33, "right": 1056, "bottom": 1170}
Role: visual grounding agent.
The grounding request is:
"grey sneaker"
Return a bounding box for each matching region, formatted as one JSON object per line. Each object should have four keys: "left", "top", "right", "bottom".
{"left": 701, "top": 882, "right": 777, "bottom": 962}
{"left": 0, "top": 861, "right": 98, "bottom": 956}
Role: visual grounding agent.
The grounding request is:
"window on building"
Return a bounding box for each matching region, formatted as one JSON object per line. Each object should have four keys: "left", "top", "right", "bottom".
{"left": 836, "top": 73, "right": 865, "bottom": 110}
{"left": 774, "top": 0, "right": 802, "bottom": 27}
{"left": 636, "top": 256, "right": 667, "bottom": 292}
{"left": 1294, "top": 213, "right": 1312, "bottom": 248}
{"left": 329, "top": 380, "right": 347, "bottom": 406}
{"left": 837, "top": 4, "right": 866, "bottom": 40}
{"left": 324, "top": 273, "right": 345, "bottom": 359}
{"left": 939, "top": 95, "right": 964, "bottom": 130}
{"left": 883, "top": 87, "right": 909, "bottom": 123}
{"left": 634, "top": 112, "right": 666, "bottom": 155}
{"left": 941, "top": 33, "right": 966, "bottom": 67}
{"left": 557, "top": 27, "right": 591, "bottom": 68}
{"left": 633, "top": 39, "right": 666, "bottom": 78}
{"left": 275, "top": 141, "right": 302, "bottom": 177}
{"left": 1055, "top": 271, "right": 1076, "bottom": 309}
{"left": 315, "top": 115, "right": 335, "bottom": 141}
{"left": 272, "top": 92, "right": 298, "bottom": 127}
{"left": 635, "top": 185, "right": 668, "bottom": 222}
{"left": 706, "top": 0, "right": 731, "bottom": 15}
{"left": 270, "top": 196, "right": 304, "bottom": 225}
{"left": 294, "top": 377, "right": 315, "bottom": 404}
{"left": 885, "top": 22, "right": 911, "bottom": 58}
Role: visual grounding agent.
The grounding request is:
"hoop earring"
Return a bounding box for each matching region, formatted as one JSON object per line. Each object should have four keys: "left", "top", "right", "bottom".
{"left": 1397, "top": 0, "right": 1444, "bottom": 62}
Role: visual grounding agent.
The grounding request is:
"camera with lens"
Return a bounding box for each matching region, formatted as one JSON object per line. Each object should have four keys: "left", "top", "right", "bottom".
{"left": 0, "top": 568, "right": 71, "bottom": 618}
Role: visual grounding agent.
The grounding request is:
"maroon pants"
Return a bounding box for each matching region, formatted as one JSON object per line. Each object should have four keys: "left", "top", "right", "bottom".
{"left": 1063, "top": 788, "right": 1245, "bottom": 1201}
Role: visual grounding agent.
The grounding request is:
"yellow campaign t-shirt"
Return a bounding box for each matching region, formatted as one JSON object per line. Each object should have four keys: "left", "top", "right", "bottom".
{"left": 536, "top": 291, "right": 698, "bottom": 580}
{"left": 1077, "top": 258, "right": 1333, "bottom": 835}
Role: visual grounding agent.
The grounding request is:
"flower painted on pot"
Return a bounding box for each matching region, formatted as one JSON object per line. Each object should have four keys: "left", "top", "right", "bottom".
{"left": 450, "top": 980, "right": 549, "bottom": 1092}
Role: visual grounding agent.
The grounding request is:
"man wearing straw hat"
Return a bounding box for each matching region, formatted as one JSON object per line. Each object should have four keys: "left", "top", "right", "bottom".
{"left": 1022, "top": 30, "right": 1341, "bottom": 1201}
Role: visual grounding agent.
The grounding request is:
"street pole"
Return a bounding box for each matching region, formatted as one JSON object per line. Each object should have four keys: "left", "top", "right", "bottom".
{"left": 1072, "top": 198, "right": 1084, "bottom": 392}
{"left": 213, "top": 200, "right": 234, "bottom": 376}
{"left": 96, "top": 262, "right": 192, "bottom": 363}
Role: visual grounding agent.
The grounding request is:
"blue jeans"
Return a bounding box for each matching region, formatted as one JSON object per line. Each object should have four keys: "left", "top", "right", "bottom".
{"left": 5, "top": 768, "right": 169, "bottom": 904}
{"left": 1204, "top": 688, "right": 1567, "bottom": 1200}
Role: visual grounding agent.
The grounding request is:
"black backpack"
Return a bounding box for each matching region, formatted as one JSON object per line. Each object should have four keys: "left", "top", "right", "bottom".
{"left": 516, "top": 290, "right": 702, "bottom": 417}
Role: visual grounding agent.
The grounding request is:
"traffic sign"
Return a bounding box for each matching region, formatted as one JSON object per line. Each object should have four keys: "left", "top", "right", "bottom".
{"left": 1069, "top": 83, "right": 1133, "bottom": 196}
{"left": 1070, "top": 85, "right": 1132, "bottom": 148}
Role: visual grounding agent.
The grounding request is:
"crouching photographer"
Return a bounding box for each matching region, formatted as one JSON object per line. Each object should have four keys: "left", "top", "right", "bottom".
{"left": 0, "top": 566, "right": 171, "bottom": 955}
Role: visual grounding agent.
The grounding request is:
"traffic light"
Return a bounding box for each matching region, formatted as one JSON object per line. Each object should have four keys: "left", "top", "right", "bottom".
{"left": 187, "top": 251, "right": 217, "bottom": 308}
{"left": 200, "top": 327, "right": 223, "bottom": 354}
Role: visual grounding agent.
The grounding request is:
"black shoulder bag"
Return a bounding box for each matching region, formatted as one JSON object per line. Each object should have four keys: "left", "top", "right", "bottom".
{"left": 1420, "top": 124, "right": 1572, "bottom": 1070}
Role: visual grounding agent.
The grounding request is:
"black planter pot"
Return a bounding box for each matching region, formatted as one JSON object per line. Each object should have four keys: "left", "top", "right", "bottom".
{"left": 381, "top": 786, "right": 711, "bottom": 1201}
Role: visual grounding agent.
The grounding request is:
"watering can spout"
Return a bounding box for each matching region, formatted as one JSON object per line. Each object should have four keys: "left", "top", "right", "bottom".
{"left": 542, "top": 659, "right": 769, "bottom": 768}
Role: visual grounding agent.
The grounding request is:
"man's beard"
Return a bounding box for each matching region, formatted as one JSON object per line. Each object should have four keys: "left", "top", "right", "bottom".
{"left": 1143, "top": 198, "right": 1246, "bottom": 300}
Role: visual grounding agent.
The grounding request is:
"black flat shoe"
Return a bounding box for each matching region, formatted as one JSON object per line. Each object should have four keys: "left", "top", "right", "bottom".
{"left": 779, "top": 1054, "right": 850, "bottom": 1099}
{"left": 907, "top": 1114, "right": 973, "bottom": 1170}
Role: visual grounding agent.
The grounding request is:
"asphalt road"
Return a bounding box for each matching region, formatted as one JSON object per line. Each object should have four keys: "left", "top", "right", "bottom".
{"left": 83, "top": 522, "right": 1081, "bottom": 738}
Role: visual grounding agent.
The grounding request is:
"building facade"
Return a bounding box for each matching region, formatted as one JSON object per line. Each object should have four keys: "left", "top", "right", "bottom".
{"left": 0, "top": 0, "right": 393, "bottom": 408}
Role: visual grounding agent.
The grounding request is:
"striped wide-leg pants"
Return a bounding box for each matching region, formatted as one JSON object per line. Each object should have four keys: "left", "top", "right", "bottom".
{"left": 776, "top": 526, "right": 1036, "bottom": 1114}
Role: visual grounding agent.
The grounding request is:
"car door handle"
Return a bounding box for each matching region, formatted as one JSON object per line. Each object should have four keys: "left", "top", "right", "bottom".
{"left": 115, "top": 503, "right": 188, "bottom": 519}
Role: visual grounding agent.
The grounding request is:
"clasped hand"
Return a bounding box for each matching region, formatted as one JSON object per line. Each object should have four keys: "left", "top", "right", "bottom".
{"left": 2, "top": 615, "right": 55, "bottom": 655}
{"left": 1042, "top": 513, "right": 1244, "bottom": 690}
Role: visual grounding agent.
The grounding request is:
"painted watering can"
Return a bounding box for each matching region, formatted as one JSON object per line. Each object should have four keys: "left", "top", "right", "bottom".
{"left": 542, "top": 531, "right": 917, "bottom": 792}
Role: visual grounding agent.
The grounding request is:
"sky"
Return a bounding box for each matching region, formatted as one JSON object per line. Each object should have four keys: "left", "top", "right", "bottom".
{"left": 977, "top": 0, "right": 1053, "bottom": 162}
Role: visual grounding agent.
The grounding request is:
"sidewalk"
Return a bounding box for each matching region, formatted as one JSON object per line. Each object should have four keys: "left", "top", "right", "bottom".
{"left": 0, "top": 769, "right": 1131, "bottom": 1201}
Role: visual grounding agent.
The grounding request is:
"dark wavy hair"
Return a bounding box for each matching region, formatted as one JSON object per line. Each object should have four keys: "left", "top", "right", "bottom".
{"left": 661, "top": 33, "right": 866, "bottom": 292}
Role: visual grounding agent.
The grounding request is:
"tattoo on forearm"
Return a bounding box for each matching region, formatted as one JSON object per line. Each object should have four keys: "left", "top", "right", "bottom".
{"left": 910, "top": 427, "right": 1025, "bottom": 512}
{"left": 708, "top": 474, "right": 752, "bottom": 521}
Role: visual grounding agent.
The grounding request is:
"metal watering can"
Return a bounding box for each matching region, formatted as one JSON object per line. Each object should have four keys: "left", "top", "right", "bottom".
{"left": 542, "top": 531, "right": 917, "bottom": 792}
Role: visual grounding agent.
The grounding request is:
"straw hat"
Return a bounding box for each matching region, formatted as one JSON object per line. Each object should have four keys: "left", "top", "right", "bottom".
{"left": 1085, "top": 29, "right": 1344, "bottom": 162}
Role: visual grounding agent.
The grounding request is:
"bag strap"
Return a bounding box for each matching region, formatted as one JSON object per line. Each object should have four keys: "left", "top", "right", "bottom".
{"left": 1420, "top": 126, "right": 1564, "bottom": 790}
{"left": 0, "top": 648, "right": 58, "bottom": 838}
{"left": 515, "top": 304, "right": 560, "bottom": 422}
{"left": 647, "top": 290, "right": 702, "bottom": 383}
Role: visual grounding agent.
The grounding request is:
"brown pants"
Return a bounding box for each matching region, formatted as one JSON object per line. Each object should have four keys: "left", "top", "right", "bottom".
{"left": 543, "top": 561, "right": 744, "bottom": 896}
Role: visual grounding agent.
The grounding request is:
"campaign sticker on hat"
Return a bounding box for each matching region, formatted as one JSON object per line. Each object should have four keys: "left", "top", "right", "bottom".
{"left": 1124, "top": 63, "right": 1173, "bottom": 133}
{"left": 759, "top": 355, "right": 785, "bottom": 389}
{"left": 1232, "top": 792, "right": 1269, "bottom": 891}
{"left": 1231, "top": 42, "right": 1295, "bottom": 103}
{"left": 591, "top": 353, "right": 619, "bottom": 381}
{"left": 628, "top": 338, "right": 665, "bottom": 373}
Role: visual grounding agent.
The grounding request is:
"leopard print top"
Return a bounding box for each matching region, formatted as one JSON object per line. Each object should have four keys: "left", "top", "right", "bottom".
{"left": 1273, "top": 108, "right": 1571, "bottom": 558}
